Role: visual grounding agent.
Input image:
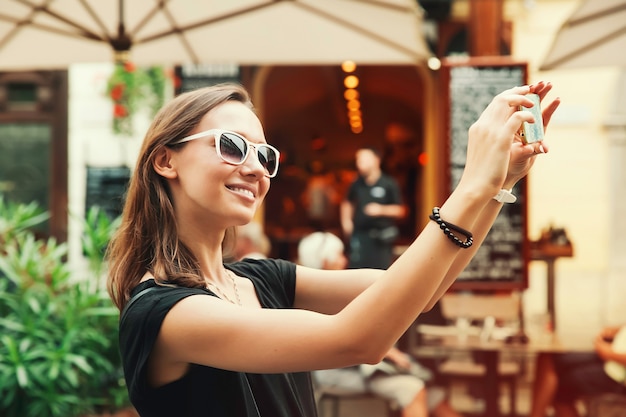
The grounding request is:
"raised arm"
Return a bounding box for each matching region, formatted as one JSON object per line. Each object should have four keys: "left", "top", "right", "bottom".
{"left": 156, "top": 84, "right": 561, "bottom": 376}
{"left": 329, "top": 83, "right": 560, "bottom": 359}
{"left": 299, "top": 82, "right": 560, "bottom": 313}
{"left": 425, "top": 81, "right": 561, "bottom": 307}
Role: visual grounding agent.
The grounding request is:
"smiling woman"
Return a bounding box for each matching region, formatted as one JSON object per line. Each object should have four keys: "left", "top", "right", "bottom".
{"left": 105, "top": 81, "right": 560, "bottom": 417}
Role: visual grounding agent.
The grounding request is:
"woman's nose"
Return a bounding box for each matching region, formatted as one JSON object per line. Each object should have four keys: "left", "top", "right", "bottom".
{"left": 241, "top": 147, "right": 265, "bottom": 177}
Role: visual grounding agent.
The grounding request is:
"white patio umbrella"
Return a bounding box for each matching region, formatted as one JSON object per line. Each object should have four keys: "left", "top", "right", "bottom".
{"left": 540, "top": 0, "right": 626, "bottom": 70}
{"left": 0, "top": 0, "right": 432, "bottom": 70}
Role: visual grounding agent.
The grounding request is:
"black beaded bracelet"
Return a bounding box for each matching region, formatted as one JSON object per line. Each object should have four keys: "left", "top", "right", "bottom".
{"left": 428, "top": 207, "right": 474, "bottom": 249}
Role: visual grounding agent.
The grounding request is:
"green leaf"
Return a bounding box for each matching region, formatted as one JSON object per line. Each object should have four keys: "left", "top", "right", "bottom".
{"left": 26, "top": 297, "right": 41, "bottom": 314}
{"left": 0, "top": 317, "right": 25, "bottom": 332}
{"left": 48, "top": 361, "right": 60, "bottom": 380}
{"left": 62, "top": 367, "right": 79, "bottom": 388}
{"left": 16, "top": 365, "right": 28, "bottom": 388}
{"left": 18, "top": 339, "right": 31, "bottom": 353}
{"left": 3, "top": 335, "right": 20, "bottom": 363}
{"left": 85, "top": 306, "right": 120, "bottom": 317}
{"left": 66, "top": 354, "right": 94, "bottom": 375}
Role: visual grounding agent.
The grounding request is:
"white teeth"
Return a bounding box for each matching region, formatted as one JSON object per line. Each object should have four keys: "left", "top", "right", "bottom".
{"left": 230, "top": 187, "right": 254, "bottom": 198}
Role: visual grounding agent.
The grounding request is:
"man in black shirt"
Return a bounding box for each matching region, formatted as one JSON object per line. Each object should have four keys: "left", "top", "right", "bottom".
{"left": 341, "top": 147, "right": 406, "bottom": 269}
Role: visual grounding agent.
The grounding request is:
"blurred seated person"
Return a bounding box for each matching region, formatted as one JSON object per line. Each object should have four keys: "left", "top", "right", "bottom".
{"left": 232, "top": 222, "right": 271, "bottom": 261}
{"left": 530, "top": 324, "right": 626, "bottom": 417}
{"left": 297, "top": 231, "right": 462, "bottom": 417}
{"left": 301, "top": 159, "right": 341, "bottom": 231}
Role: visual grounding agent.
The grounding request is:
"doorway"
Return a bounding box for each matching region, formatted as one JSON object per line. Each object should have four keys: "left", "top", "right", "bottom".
{"left": 253, "top": 65, "right": 429, "bottom": 261}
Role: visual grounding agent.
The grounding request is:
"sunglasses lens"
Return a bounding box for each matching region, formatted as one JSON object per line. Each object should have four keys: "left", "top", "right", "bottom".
{"left": 257, "top": 146, "right": 279, "bottom": 177}
{"left": 219, "top": 133, "right": 247, "bottom": 164}
{"left": 218, "top": 131, "right": 279, "bottom": 177}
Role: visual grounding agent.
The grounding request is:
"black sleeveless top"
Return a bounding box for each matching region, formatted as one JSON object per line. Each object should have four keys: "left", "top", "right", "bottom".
{"left": 119, "top": 258, "right": 317, "bottom": 417}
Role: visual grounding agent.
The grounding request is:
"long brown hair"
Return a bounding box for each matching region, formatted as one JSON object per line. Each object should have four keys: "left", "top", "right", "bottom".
{"left": 106, "top": 83, "right": 253, "bottom": 310}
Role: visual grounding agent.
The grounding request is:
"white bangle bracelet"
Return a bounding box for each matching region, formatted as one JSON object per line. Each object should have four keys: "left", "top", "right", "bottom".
{"left": 493, "top": 189, "right": 516, "bottom": 203}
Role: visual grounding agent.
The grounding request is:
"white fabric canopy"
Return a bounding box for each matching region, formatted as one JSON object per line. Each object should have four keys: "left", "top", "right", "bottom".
{"left": 0, "top": 0, "right": 433, "bottom": 70}
{"left": 540, "top": 0, "right": 626, "bottom": 70}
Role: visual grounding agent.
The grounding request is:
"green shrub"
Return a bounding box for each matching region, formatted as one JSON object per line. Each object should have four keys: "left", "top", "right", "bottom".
{"left": 0, "top": 200, "right": 128, "bottom": 417}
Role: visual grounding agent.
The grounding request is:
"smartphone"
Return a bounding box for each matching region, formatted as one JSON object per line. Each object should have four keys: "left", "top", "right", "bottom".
{"left": 519, "top": 93, "right": 544, "bottom": 144}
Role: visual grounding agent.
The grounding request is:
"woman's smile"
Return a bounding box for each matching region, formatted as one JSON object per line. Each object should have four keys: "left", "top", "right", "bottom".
{"left": 226, "top": 183, "right": 257, "bottom": 201}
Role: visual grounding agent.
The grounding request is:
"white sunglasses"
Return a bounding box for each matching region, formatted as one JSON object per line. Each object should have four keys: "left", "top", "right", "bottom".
{"left": 173, "top": 129, "right": 280, "bottom": 178}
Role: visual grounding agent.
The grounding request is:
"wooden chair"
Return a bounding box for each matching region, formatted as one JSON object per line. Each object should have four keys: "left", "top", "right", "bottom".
{"left": 587, "top": 393, "right": 626, "bottom": 417}
{"left": 313, "top": 373, "right": 400, "bottom": 417}
{"left": 434, "top": 292, "right": 526, "bottom": 416}
{"left": 316, "top": 388, "right": 400, "bottom": 417}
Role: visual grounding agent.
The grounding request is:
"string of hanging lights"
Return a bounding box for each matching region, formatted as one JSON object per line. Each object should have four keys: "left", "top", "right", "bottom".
{"left": 341, "top": 61, "right": 363, "bottom": 134}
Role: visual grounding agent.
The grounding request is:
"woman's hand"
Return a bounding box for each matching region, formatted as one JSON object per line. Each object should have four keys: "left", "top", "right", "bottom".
{"left": 458, "top": 85, "right": 541, "bottom": 200}
{"left": 503, "top": 81, "right": 561, "bottom": 188}
{"left": 458, "top": 82, "right": 561, "bottom": 198}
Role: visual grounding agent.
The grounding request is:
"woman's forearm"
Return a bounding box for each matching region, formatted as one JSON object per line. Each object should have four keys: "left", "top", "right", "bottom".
{"left": 332, "top": 84, "right": 558, "bottom": 362}
{"left": 335, "top": 186, "right": 493, "bottom": 359}
{"left": 426, "top": 198, "right": 504, "bottom": 308}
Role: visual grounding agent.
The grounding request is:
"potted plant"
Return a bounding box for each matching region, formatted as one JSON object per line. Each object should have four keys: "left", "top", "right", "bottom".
{"left": 0, "top": 197, "right": 132, "bottom": 417}
{"left": 106, "top": 62, "right": 166, "bottom": 137}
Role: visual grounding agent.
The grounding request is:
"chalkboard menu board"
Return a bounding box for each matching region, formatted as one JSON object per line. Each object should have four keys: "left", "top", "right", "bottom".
{"left": 442, "top": 58, "right": 528, "bottom": 290}
{"left": 85, "top": 166, "right": 130, "bottom": 220}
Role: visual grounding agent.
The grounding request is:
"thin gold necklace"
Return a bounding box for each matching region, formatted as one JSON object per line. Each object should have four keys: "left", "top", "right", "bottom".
{"left": 206, "top": 270, "right": 241, "bottom": 306}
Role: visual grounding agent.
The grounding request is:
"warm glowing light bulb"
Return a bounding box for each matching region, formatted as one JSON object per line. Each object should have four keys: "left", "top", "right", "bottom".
{"left": 346, "top": 99, "right": 360, "bottom": 111}
{"left": 344, "top": 89, "right": 359, "bottom": 101}
{"left": 349, "top": 116, "right": 362, "bottom": 124}
{"left": 427, "top": 57, "right": 441, "bottom": 71}
{"left": 351, "top": 125, "right": 363, "bottom": 134}
{"left": 344, "top": 75, "right": 359, "bottom": 89}
{"left": 342, "top": 61, "right": 357, "bottom": 73}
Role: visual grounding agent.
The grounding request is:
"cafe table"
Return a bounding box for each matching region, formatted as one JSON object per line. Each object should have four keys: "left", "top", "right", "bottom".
{"left": 413, "top": 325, "right": 593, "bottom": 417}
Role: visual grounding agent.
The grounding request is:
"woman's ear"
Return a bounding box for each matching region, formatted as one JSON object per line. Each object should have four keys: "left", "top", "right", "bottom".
{"left": 153, "top": 146, "right": 178, "bottom": 179}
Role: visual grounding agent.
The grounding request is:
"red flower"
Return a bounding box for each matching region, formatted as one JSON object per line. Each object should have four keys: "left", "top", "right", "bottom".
{"left": 110, "top": 84, "right": 125, "bottom": 101}
{"left": 113, "top": 104, "right": 128, "bottom": 118}
{"left": 124, "top": 62, "right": 136, "bottom": 73}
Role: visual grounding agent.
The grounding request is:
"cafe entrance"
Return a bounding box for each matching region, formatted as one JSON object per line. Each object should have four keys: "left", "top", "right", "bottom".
{"left": 251, "top": 65, "right": 433, "bottom": 261}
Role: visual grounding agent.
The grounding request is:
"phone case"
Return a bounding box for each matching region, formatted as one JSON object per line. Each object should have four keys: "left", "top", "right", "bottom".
{"left": 519, "top": 93, "right": 544, "bottom": 144}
